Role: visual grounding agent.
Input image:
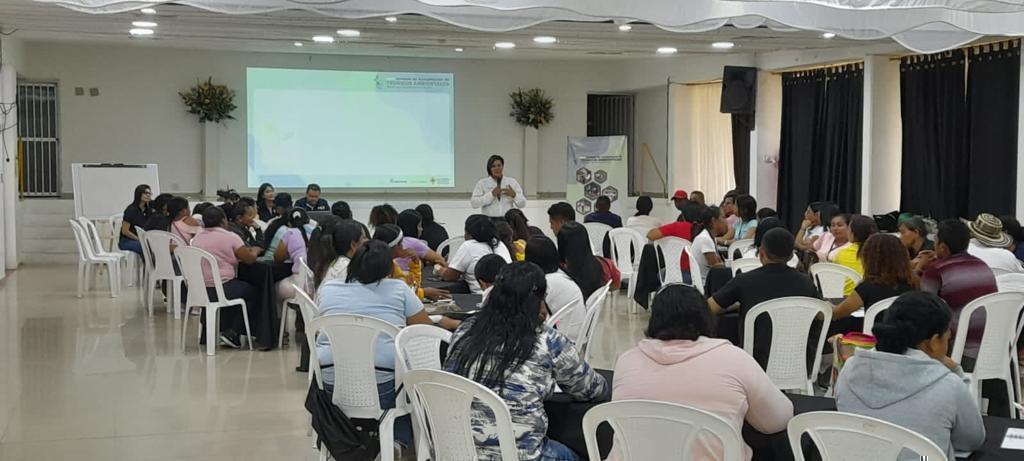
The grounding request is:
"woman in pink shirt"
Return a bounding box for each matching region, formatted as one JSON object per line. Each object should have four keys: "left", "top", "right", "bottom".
{"left": 612, "top": 285, "right": 793, "bottom": 460}
{"left": 167, "top": 197, "right": 202, "bottom": 244}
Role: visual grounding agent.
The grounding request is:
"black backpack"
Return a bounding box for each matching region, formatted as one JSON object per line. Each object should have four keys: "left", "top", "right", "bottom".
{"left": 304, "top": 379, "right": 385, "bottom": 461}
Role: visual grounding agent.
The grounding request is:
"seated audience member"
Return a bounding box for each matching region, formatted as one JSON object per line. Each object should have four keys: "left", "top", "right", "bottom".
{"left": 899, "top": 216, "right": 935, "bottom": 271}
{"left": 395, "top": 209, "right": 447, "bottom": 271}
{"left": 670, "top": 189, "right": 690, "bottom": 221}
{"left": 309, "top": 219, "right": 367, "bottom": 291}
{"left": 626, "top": 196, "right": 663, "bottom": 230}
{"left": 330, "top": 200, "right": 352, "bottom": 220}
{"left": 473, "top": 253, "right": 507, "bottom": 299}
{"left": 795, "top": 201, "right": 839, "bottom": 254}
{"left": 495, "top": 220, "right": 523, "bottom": 261}
{"left": 690, "top": 205, "right": 728, "bottom": 282}
{"left": 547, "top": 202, "right": 576, "bottom": 236}
{"left": 833, "top": 215, "right": 878, "bottom": 295}
{"left": 756, "top": 207, "right": 777, "bottom": 221}
{"left": 525, "top": 235, "right": 587, "bottom": 340}
{"left": 119, "top": 184, "right": 153, "bottom": 256}
{"left": 559, "top": 221, "right": 621, "bottom": 298}
{"left": 190, "top": 206, "right": 262, "bottom": 349}
{"left": 444, "top": 262, "right": 608, "bottom": 461}
{"left": 441, "top": 215, "right": 513, "bottom": 294}
{"left": 316, "top": 240, "right": 432, "bottom": 447}
{"left": 143, "top": 193, "right": 174, "bottom": 231}
{"left": 720, "top": 190, "right": 740, "bottom": 228}
{"left": 255, "top": 183, "right": 275, "bottom": 222}
{"left": 167, "top": 197, "right": 202, "bottom": 243}
{"left": 689, "top": 190, "right": 706, "bottom": 205}
{"left": 294, "top": 183, "right": 329, "bottom": 211}
{"left": 262, "top": 193, "right": 293, "bottom": 248}
{"left": 505, "top": 209, "right": 531, "bottom": 256}
{"left": 368, "top": 203, "right": 399, "bottom": 230}
{"left": 718, "top": 194, "right": 758, "bottom": 246}
{"left": 370, "top": 224, "right": 447, "bottom": 301}
{"left": 614, "top": 285, "right": 794, "bottom": 461}
{"left": 647, "top": 208, "right": 696, "bottom": 284}
{"left": 191, "top": 202, "right": 214, "bottom": 222}
{"left": 274, "top": 208, "right": 316, "bottom": 299}
{"left": 813, "top": 212, "right": 852, "bottom": 264}
{"left": 227, "top": 201, "right": 265, "bottom": 250}
{"left": 708, "top": 228, "right": 819, "bottom": 367}
{"left": 965, "top": 213, "right": 1023, "bottom": 273}
{"left": 415, "top": 204, "right": 449, "bottom": 250}
{"left": 584, "top": 196, "right": 623, "bottom": 228}
{"left": 999, "top": 215, "right": 1024, "bottom": 263}
{"left": 836, "top": 291, "right": 985, "bottom": 461}
{"left": 506, "top": 208, "right": 545, "bottom": 238}
{"left": 833, "top": 234, "right": 917, "bottom": 321}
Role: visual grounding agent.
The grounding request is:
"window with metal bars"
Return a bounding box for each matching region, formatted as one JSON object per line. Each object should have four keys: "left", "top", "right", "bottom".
{"left": 17, "top": 82, "right": 60, "bottom": 197}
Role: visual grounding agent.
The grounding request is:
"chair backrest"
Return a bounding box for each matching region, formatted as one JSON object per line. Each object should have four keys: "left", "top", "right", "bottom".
{"left": 583, "top": 400, "right": 743, "bottom": 461}
{"left": 299, "top": 257, "right": 314, "bottom": 294}
{"left": 744, "top": 297, "right": 832, "bottom": 392}
{"left": 309, "top": 314, "right": 401, "bottom": 419}
{"left": 991, "top": 266, "right": 1016, "bottom": 277}
{"left": 174, "top": 246, "right": 226, "bottom": 308}
{"left": 135, "top": 226, "right": 155, "bottom": 272}
{"left": 76, "top": 217, "right": 108, "bottom": 256}
{"left": 996, "top": 273, "right": 1024, "bottom": 293}
{"left": 583, "top": 222, "right": 613, "bottom": 255}
{"left": 950, "top": 291, "right": 1024, "bottom": 381}
{"left": 69, "top": 220, "right": 93, "bottom": 262}
{"left": 402, "top": 369, "right": 519, "bottom": 461}
{"left": 787, "top": 411, "right": 947, "bottom": 461}
{"left": 144, "top": 230, "right": 186, "bottom": 278}
{"left": 395, "top": 324, "right": 452, "bottom": 383}
{"left": 861, "top": 296, "right": 898, "bottom": 335}
{"left": 731, "top": 257, "right": 763, "bottom": 277}
{"left": 578, "top": 282, "right": 612, "bottom": 362}
{"left": 686, "top": 247, "right": 704, "bottom": 294}
{"left": 727, "top": 239, "right": 754, "bottom": 262}
{"left": 290, "top": 283, "right": 319, "bottom": 337}
{"left": 108, "top": 213, "right": 124, "bottom": 251}
{"left": 545, "top": 298, "right": 585, "bottom": 339}
{"left": 608, "top": 227, "right": 646, "bottom": 277}
{"left": 654, "top": 237, "right": 691, "bottom": 284}
{"left": 438, "top": 236, "right": 466, "bottom": 262}
{"left": 809, "top": 263, "right": 862, "bottom": 299}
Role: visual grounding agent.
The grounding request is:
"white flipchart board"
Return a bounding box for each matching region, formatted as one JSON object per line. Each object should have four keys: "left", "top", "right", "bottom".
{"left": 72, "top": 163, "right": 160, "bottom": 220}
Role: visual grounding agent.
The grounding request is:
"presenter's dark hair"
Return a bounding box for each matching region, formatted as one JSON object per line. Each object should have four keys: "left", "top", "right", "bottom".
{"left": 486, "top": 155, "right": 504, "bottom": 177}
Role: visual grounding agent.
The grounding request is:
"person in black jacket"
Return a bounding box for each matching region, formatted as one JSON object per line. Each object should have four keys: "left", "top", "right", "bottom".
{"left": 415, "top": 204, "right": 449, "bottom": 250}
{"left": 294, "top": 183, "right": 329, "bottom": 211}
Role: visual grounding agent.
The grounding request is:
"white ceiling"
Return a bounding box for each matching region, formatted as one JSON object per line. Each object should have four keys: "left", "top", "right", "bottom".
{"left": 0, "top": 1, "right": 901, "bottom": 60}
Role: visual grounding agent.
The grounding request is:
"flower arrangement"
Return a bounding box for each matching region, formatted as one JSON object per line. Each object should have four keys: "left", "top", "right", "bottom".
{"left": 509, "top": 88, "right": 554, "bottom": 129}
{"left": 179, "top": 77, "right": 237, "bottom": 123}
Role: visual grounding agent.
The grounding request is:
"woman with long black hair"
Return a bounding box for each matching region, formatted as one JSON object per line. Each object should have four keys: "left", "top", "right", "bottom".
{"left": 470, "top": 154, "right": 526, "bottom": 217}
{"left": 255, "top": 183, "right": 275, "bottom": 222}
{"left": 274, "top": 207, "right": 316, "bottom": 300}
{"left": 118, "top": 184, "right": 153, "bottom": 256}
{"left": 556, "top": 221, "right": 621, "bottom": 299}
{"left": 308, "top": 218, "right": 368, "bottom": 291}
{"left": 415, "top": 203, "right": 450, "bottom": 251}
{"left": 441, "top": 214, "right": 512, "bottom": 293}
{"left": 445, "top": 261, "right": 608, "bottom": 461}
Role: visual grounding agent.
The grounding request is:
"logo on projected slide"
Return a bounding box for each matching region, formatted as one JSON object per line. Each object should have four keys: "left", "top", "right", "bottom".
{"left": 602, "top": 186, "right": 619, "bottom": 203}
{"left": 584, "top": 182, "right": 601, "bottom": 200}
{"left": 576, "top": 199, "right": 592, "bottom": 215}
{"left": 594, "top": 170, "right": 608, "bottom": 184}
{"left": 575, "top": 168, "right": 592, "bottom": 185}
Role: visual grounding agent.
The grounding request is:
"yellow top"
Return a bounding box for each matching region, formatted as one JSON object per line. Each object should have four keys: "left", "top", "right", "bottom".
{"left": 392, "top": 258, "right": 425, "bottom": 299}
{"left": 832, "top": 243, "right": 863, "bottom": 296}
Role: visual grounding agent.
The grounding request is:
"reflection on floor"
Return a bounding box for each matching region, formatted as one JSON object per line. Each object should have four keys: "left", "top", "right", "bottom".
{"left": 0, "top": 264, "right": 649, "bottom": 460}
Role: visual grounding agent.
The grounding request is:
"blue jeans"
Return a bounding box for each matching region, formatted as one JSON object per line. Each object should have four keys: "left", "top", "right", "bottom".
{"left": 118, "top": 238, "right": 144, "bottom": 256}
{"left": 539, "top": 438, "right": 579, "bottom": 461}
{"left": 377, "top": 381, "right": 414, "bottom": 446}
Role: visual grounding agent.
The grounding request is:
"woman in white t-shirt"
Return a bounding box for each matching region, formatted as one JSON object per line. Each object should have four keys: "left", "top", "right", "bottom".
{"left": 625, "top": 196, "right": 663, "bottom": 232}
{"left": 524, "top": 235, "right": 587, "bottom": 340}
{"left": 441, "top": 215, "right": 512, "bottom": 293}
{"left": 690, "top": 205, "right": 729, "bottom": 282}
{"left": 309, "top": 219, "right": 368, "bottom": 293}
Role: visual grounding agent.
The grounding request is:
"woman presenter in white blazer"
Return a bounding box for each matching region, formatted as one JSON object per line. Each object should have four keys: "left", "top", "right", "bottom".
{"left": 470, "top": 155, "right": 526, "bottom": 217}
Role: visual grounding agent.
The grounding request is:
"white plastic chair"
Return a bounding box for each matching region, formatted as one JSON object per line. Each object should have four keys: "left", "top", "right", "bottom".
{"left": 996, "top": 273, "right": 1024, "bottom": 293}
{"left": 402, "top": 369, "right": 519, "bottom": 461}
{"left": 583, "top": 400, "right": 743, "bottom": 461}
{"left": 578, "top": 282, "right": 612, "bottom": 362}
{"left": 727, "top": 238, "right": 754, "bottom": 263}
{"left": 437, "top": 236, "right": 466, "bottom": 263}
{"left": 141, "top": 230, "right": 186, "bottom": 318}
{"left": 949, "top": 291, "right": 1024, "bottom": 418}
{"left": 77, "top": 217, "right": 133, "bottom": 288}
{"left": 654, "top": 236, "right": 691, "bottom": 285}
{"left": 545, "top": 298, "right": 586, "bottom": 341}
{"left": 744, "top": 297, "right": 832, "bottom": 394}
{"left": 608, "top": 227, "right": 647, "bottom": 314}
{"left": 731, "top": 257, "right": 763, "bottom": 277}
{"left": 809, "top": 262, "right": 862, "bottom": 300}
{"left": 309, "top": 314, "right": 407, "bottom": 461}
{"left": 787, "top": 411, "right": 947, "bottom": 461}
{"left": 69, "top": 220, "right": 121, "bottom": 298}
{"left": 290, "top": 284, "right": 320, "bottom": 382}
{"left": 395, "top": 325, "right": 453, "bottom": 461}
{"left": 175, "top": 246, "right": 254, "bottom": 355}
{"left": 583, "top": 222, "right": 613, "bottom": 256}
{"left": 108, "top": 213, "right": 142, "bottom": 287}
{"left": 686, "top": 246, "right": 705, "bottom": 295}
{"left": 992, "top": 266, "right": 1018, "bottom": 277}
{"left": 279, "top": 257, "right": 310, "bottom": 348}
{"left": 861, "top": 296, "right": 898, "bottom": 335}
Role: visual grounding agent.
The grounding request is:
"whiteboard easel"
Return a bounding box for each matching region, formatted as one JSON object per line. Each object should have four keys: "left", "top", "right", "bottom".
{"left": 71, "top": 163, "right": 160, "bottom": 220}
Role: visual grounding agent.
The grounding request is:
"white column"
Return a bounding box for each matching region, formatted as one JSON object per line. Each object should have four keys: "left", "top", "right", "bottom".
{"left": 522, "top": 127, "right": 539, "bottom": 199}
{"left": 863, "top": 56, "right": 903, "bottom": 215}
{"left": 202, "top": 122, "right": 220, "bottom": 198}
{"left": 0, "top": 64, "right": 17, "bottom": 272}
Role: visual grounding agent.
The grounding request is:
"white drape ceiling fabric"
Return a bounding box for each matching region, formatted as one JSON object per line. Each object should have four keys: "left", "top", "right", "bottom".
{"left": 37, "top": 0, "right": 1024, "bottom": 53}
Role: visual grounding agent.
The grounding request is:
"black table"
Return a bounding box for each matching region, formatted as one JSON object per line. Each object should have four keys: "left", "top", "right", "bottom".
{"left": 423, "top": 293, "right": 482, "bottom": 321}
{"left": 544, "top": 370, "right": 1024, "bottom": 461}
{"left": 422, "top": 265, "right": 471, "bottom": 294}
{"left": 235, "top": 260, "right": 281, "bottom": 350}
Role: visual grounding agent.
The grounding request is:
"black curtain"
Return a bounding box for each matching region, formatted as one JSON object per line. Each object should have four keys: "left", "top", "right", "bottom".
{"left": 967, "top": 44, "right": 1021, "bottom": 218}
{"left": 810, "top": 66, "right": 864, "bottom": 215}
{"left": 899, "top": 51, "right": 969, "bottom": 220}
{"left": 731, "top": 113, "right": 753, "bottom": 194}
{"left": 778, "top": 70, "right": 826, "bottom": 231}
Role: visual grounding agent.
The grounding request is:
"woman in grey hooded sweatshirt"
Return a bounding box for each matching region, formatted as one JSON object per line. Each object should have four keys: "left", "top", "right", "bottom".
{"left": 836, "top": 291, "right": 985, "bottom": 460}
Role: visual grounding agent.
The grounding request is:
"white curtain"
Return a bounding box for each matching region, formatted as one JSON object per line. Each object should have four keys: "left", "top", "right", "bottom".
{"left": 40, "top": 0, "right": 1024, "bottom": 53}
{"left": 684, "top": 83, "right": 735, "bottom": 203}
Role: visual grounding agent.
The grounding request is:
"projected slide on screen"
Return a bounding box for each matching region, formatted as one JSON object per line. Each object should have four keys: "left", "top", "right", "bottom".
{"left": 247, "top": 68, "right": 454, "bottom": 188}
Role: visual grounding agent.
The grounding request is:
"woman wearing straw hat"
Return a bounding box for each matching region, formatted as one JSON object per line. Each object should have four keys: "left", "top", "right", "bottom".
{"left": 965, "top": 213, "right": 1023, "bottom": 274}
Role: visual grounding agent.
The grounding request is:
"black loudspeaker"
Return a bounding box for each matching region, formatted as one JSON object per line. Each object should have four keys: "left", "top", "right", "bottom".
{"left": 720, "top": 66, "right": 757, "bottom": 114}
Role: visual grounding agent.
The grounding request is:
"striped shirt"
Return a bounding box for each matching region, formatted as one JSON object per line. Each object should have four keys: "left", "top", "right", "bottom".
{"left": 920, "top": 253, "right": 997, "bottom": 358}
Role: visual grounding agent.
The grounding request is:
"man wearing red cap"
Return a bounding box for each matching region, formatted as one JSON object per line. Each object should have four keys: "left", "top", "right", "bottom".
{"left": 671, "top": 189, "right": 689, "bottom": 222}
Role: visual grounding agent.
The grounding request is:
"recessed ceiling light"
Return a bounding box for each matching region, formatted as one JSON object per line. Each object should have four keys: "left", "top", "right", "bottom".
{"left": 656, "top": 47, "right": 678, "bottom": 54}
{"left": 618, "top": 24, "right": 632, "bottom": 32}
{"left": 312, "top": 35, "right": 335, "bottom": 43}
{"left": 131, "top": 21, "right": 157, "bottom": 28}
{"left": 337, "top": 29, "right": 361, "bottom": 38}
{"left": 822, "top": 32, "right": 836, "bottom": 39}
{"left": 140, "top": 8, "right": 156, "bottom": 15}
{"left": 129, "top": 28, "right": 154, "bottom": 37}
{"left": 494, "top": 42, "right": 516, "bottom": 49}
{"left": 293, "top": 42, "right": 303, "bottom": 47}
{"left": 533, "top": 36, "right": 557, "bottom": 44}
{"left": 454, "top": 48, "right": 464, "bottom": 52}
{"left": 711, "top": 41, "right": 735, "bottom": 49}
{"left": 385, "top": 16, "right": 398, "bottom": 23}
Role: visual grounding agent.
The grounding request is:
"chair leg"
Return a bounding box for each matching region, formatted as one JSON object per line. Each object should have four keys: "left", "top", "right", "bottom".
{"left": 1006, "top": 376, "right": 1017, "bottom": 419}
{"left": 76, "top": 262, "right": 85, "bottom": 298}
{"left": 172, "top": 280, "right": 182, "bottom": 320}
{"left": 206, "top": 305, "right": 218, "bottom": 356}
{"left": 106, "top": 261, "right": 119, "bottom": 298}
{"left": 181, "top": 306, "right": 190, "bottom": 352}
{"left": 379, "top": 411, "right": 396, "bottom": 461}
{"left": 240, "top": 303, "right": 254, "bottom": 351}
{"left": 146, "top": 276, "right": 156, "bottom": 316}
{"left": 278, "top": 301, "right": 289, "bottom": 348}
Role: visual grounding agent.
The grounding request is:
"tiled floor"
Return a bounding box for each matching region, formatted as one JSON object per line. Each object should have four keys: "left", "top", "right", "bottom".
{"left": 0, "top": 264, "right": 649, "bottom": 460}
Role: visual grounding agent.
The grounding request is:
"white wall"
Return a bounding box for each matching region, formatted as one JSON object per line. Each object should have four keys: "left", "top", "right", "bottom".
{"left": 862, "top": 56, "right": 902, "bottom": 214}
{"left": 753, "top": 71, "right": 781, "bottom": 209}
{"left": 634, "top": 85, "right": 669, "bottom": 196}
